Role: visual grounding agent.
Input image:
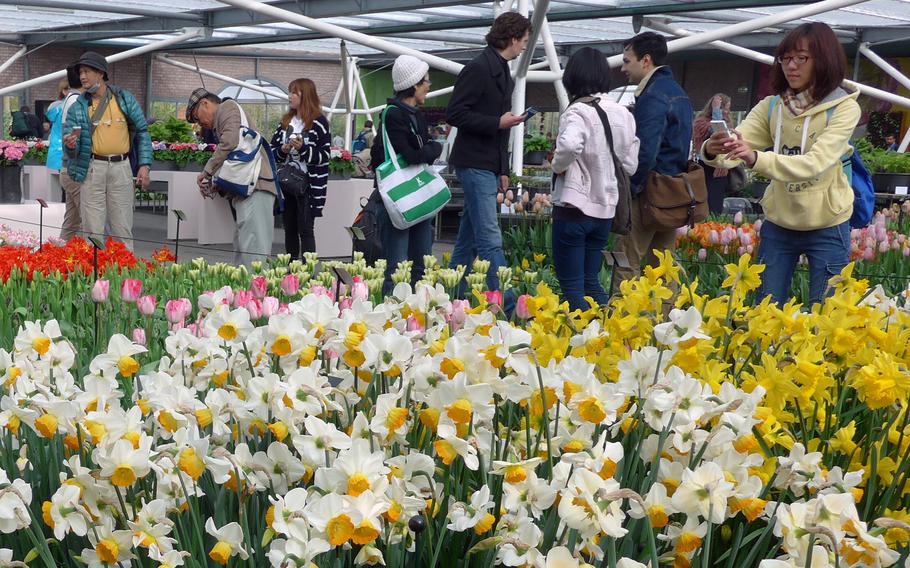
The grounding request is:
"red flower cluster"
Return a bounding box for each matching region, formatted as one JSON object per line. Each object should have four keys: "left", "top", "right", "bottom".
{"left": 0, "top": 238, "right": 173, "bottom": 282}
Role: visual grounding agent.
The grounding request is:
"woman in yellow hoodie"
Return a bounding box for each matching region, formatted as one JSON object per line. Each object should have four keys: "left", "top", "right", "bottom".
{"left": 703, "top": 22, "right": 861, "bottom": 306}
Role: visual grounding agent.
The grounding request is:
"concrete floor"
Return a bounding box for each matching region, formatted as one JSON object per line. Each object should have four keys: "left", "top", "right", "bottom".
{"left": 132, "top": 209, "right": 454, "bottom": 264}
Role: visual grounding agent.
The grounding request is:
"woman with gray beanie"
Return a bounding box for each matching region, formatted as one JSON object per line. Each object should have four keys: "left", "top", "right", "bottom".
{"left": 370, "top": 55, "right": 442, "bottom": 295}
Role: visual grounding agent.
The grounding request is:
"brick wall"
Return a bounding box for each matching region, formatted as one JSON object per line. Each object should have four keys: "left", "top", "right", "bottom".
{"left": 1, "top": 46, "right": 343, "bottom": 118}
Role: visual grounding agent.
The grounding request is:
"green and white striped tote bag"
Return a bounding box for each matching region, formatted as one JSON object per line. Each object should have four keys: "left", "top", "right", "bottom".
{"left": 376, "top": 108, "right": 451, "bottom": 230}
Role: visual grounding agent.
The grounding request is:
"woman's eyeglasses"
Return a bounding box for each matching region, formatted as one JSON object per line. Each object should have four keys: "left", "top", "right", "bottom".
{"left": 777, "top": 55, "right": 811, "bottom": 66}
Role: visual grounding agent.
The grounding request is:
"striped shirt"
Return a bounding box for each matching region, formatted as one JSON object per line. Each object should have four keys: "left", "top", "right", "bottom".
{"left": 270, "top": 115, "right": 331, "bottom": 216}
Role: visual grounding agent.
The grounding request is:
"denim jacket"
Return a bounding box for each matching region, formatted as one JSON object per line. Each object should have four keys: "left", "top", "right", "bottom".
{"left": 630, "top": 66, "right": 693, "bottom": 196}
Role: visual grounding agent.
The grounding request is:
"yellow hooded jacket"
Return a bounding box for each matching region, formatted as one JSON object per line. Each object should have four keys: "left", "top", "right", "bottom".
{"left": 702, "top": 88, "right": 861, "bottom": 231}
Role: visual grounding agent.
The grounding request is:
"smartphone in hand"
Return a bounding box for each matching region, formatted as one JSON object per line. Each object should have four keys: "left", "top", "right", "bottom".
{"left": 710, "top": 119, "right": 732, "bottom": 138}
{"left": 523, "top": 107, "right": 540, "bottom": 121}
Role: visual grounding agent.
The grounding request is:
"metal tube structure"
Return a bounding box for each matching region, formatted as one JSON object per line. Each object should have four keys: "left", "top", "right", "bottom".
{"left": 216, "top": 0, "right": 464, "bottom": 75}
{"left": 325, "top": 79, "right": 345, "bottom": 119}
{"left": 0, "top": 46, "right": 26, "bottom": 77}
{"left": 0, "top": 0, "right": 201, "bottom": 20}
{"left": 540, "top": 18, "right": 569, "bottom": 110}
{"left": 510, "top": 0, "right": 534, "bottom": 175}
{"left": 644, "top": 19, "right": 910, "bottom": 111}
{"left": 353, "top": 67, "right": 375, "bottom": 132}
{"left": 0, "top": 28, "right": 205, "bottom": 97}
{"left": 858, "top": 43, "right": 910, "bottom": 93}
{"left": 524, "top": 0, "right": 874, "bottom": 82}
{"left": 343, "top": 55, "right": 357, "bottom": 150}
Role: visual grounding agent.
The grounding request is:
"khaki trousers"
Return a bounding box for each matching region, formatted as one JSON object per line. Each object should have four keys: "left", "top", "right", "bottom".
{"left": 234, "top": 190, "right": 276, "bottom": 266}
{"left": 80, "top": 159, "right": 134, "bottom": 250}
{"left": 59, "top": 171, "right": 82, "bottom": 242}
{"left": 612, "top": 196, "right": 678, "bottom": 294}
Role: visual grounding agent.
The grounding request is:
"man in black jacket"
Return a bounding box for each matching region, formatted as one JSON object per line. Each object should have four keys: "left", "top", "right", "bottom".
{"left": 446, "top": 12, "right": 531, "bottom": 298}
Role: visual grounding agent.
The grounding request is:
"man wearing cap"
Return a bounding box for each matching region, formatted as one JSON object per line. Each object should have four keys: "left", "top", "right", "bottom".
{"left": 186, "top": 88, "right": 277, "bottom": 265}
{"left": 446, "top": 12, "right": 531, "bottom": 306}
{"left": 63, "top": 51, "right": 152, "bottom": 248}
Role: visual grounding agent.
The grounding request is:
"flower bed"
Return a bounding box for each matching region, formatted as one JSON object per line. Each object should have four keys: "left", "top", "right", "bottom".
{"left": 1, "top": 251, "right": 910, "bottom": 567}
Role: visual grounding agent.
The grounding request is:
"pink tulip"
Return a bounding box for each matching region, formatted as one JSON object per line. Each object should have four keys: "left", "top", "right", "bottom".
{"left": 310, "top": 284, "right": 329, "bottom": 297}
{"left": 234, "top": 290, "right": 253, "bottom": 309}
{"left": 733, "top": 211, "right": 743, "bottom": 225}
{"left": 746, "top": 244, "right": 754, "bottom": 254}
{"left": 449, "top": 299, "right": 470, "bottom": 327}
{"left": 280, "top": 274, "right": 300, "bottom": 297}
{"left": 218, "top": 286, "right": 234, "bottom": 305}
{"left": 697, "top": 248, "right": 707, "bottom": 261}
{"left": 903, "top": 246, "right": 909, "bottom": 257}
{"left": 753, "top": 219, "right": 763, "bottom": 232}
{"left": 246, "top": 298, "right": 262, "bottom": 320}
{"left": 515, "top": 294, "right": 532, "bottom": 320}
{"left": 278, "top": 303, "right": 290, "bottom": 315}
{"left": 120, "top": 279, "right": 142, "bottom": 303}
{"left": 406, "top": 314, "right": 423, "bottom": 332}
{"left": 262, "top": 297, "right": 280, "bottom": 318}
{"left": 675, "top": 226, "right": 689, "bottom": 239}
{"left": 863, "top": 247, "right": 875, "bottom": 261}
{"left": 484, "top": 290, "right": 503, "bottom": 307}
{"left": 351, "top": 276, "right": 368, "bottom": 302}
{"left": 709, "top": 230, "right": 719, "bottom": 245}
{"left": 251, "top": 276, "right": 268, "bottom": 299}
{"left": 740, "top": 233, "right": 752, "bottom": 247}
{"left": 91, "top": 279, "right": 110, "bottom": 303}
{"left": 879, "top": 241, "right": 890, "bottom": 254}
{"left": 132, "top": 328, "right": 146, "bottom": 346}
{"left": 137, "top": 295, "right": 156, "bottom": 316}
{"left": 338, "top": 297, "right": 353, "bottom": 312}
{"left": 165, "top": 298, "right": 192, "bottom": 324}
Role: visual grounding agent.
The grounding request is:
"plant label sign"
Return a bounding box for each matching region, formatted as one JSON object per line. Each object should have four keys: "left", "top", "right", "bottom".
{"left": 896, "top": 185, "right": 908, "bottom": 196}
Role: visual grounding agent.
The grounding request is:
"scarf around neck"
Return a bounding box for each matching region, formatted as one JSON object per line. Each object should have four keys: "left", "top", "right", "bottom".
{"left": 781, "top": 88, "right": 817, "bottom": 117}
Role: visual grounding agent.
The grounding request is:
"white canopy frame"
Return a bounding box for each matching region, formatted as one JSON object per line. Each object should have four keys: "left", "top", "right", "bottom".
{"left": 857, "top": 43, "right": 910, "bottom": 152}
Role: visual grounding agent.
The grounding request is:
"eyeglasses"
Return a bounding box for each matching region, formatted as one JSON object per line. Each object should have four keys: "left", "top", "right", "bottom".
{"left": 777, "top": 55, "right": 811, "bottom": 66}
{"left": 418, "top": 78, "right": 432, "bottom": 87}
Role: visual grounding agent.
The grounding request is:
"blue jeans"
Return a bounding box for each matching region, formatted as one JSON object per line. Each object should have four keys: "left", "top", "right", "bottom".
{"left": 379, "top": 208, "right": 433, "bottom": 296}
{"left": 449, "top": 167, "right": 508, "bottom": 292}
{"left": 756, "top": 220, "right": 850, "bottom": 306}
{"left": 552, "top": 217, "right": 613, "bottom": 311}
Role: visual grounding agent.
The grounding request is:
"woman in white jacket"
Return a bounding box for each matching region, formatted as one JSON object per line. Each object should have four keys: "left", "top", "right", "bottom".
{"left": 551, "top": 47, "right": 639, "bottom": 311}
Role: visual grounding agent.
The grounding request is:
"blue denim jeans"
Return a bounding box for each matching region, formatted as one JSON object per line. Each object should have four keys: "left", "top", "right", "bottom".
{"left": 756, "top": 220, "right": 850, "bottom": 306}
{"left": 449, "top": 167, "right": 508, "bottom": 291}
{"left": 379, "top": 207, "right": 433, "bottom": 296}
{"left": 552, "top": 216, "right": 613, "bottom": 311}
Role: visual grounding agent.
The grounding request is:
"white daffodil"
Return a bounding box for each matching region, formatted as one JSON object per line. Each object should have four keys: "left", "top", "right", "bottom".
{"left": 433, "top": 431, "right": 479, "bottom": 470}
{"left": 671, "top": 461, "right": 734, "bottom": 524}
{"left": 47, "top": 484, "right": 88, "bottom": 540}
{"left": 0, "top": 475, "right": 31, "bottom": 534}
{"left": 653, "top": 306, "right": 710, "bottom": 346}
{"left": 205, "top": 518, "right": 249, "bottom": 565}
{"left": 87, "top": 333, "right": 147, "bottom": 380}
{"left": 369, "top": 392, "right": 410, "bottom": 443}
{"left": 94, "top": 436, "right": 152, "bottom": 488}
{"left": 204, "top": 305, "right": 254, "bottom": 344}
{"left": 13, "top": 320, "right": 62, "bottom": 361}
{"left": 315, "top": 439, "right": 389, "bottom": 497}
{"left": 447, "top": 485, "right": 495, "bottom": 533}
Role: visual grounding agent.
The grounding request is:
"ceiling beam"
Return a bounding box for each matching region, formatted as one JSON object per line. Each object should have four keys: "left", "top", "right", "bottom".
{"left": 0, "top": 0, "right": 202, "bottom": 20}
{"left": 6, "top": 0, "right": 487, "bottom": 45}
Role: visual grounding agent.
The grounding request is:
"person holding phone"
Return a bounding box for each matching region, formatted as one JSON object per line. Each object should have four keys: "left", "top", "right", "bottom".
{"left": 269, "top": 78, "right": 331, "bottom": 260}
{"left": 63, "top": 52, "right": 152, "bottom": 250}
{"left": 692, "top": 93, "right": 734, "bottom": 214}
{"left": 446, "top": 11, "right": 532, "bottom": 310}
{"left": 702, "top": 22, "right": 860, "bottom": 306}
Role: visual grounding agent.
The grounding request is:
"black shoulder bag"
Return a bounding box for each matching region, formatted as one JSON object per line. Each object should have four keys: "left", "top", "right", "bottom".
{"left": 276, "top": 124, "right": 310, "bottom": 198}
{"left": 580, "top": 97, "right": 632, "bottom": 235}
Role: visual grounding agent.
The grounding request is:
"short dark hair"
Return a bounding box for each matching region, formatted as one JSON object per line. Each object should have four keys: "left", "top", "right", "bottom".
{"left": 395, "top": 86, "right": 417, "bottom": 99}
{"left": 485, "top": 12, "right": 532, "bottom": 50}
{"left": 623, "top": 32, "right": 668, "bottom": 67}
{"left": 364, "top": 120, "right": 373, "bottom": 128}
{"left": 770, "top": 22, "right": 846, "bottom": 101}
{"left": 202, "top": 93, "right": 222, "bottom": 105}
{"left": 562, "top": 47, "right": 612, "bottom": 100}
{"left": 20, "top": 105, "right": 30, "bottom": 113}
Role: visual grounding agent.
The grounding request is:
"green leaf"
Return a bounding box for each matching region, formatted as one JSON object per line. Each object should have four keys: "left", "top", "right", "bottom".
{"left": 24, "top": 548, "right": 39, "bottom": 563}
{"left": 468, "top": 536, "right": 502, "bottom": 555}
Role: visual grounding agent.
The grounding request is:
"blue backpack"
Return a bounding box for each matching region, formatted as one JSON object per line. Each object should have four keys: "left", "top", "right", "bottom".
{"left": 768, "top": 96, "right": 874, "bottom": 228}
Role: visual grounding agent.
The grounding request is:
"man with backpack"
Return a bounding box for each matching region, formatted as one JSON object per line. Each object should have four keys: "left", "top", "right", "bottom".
{"left": 10, "top": 106, "right": 42, "bottom": 139}
{"left": 63, "top": 52, "right": 152, "bottom": 249}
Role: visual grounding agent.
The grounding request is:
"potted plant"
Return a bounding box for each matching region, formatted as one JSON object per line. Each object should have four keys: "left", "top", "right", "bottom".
{"left": 151, "top": 142, "right": 178, "bottom": 170}
{"left": 22, "top": 141, "right": 48, "bottom": 166}
{"left": 523, "top": 135, "right": 551, "bottom": 166}
{"left": 743, "top": 171, "right": 770, "bottom": 200}
{"left": 0, "top": 140, "right": 26, "bottom": 203}
{"left": 148, "top": 116, "right": 196, "bottom": 144}
{"left": 855, "top": 138, "right": 910, "bottom": 194}
{"left": 328, "top": 147, "right": 355, "bottom": 180}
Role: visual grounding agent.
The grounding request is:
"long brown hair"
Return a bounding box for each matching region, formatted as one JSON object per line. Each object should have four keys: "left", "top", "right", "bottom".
{"left": 281, "top": 78, "right": 322, "bottom": 131}
{"left": 770, "top": 22, "right": 846, "bottom": 101}
{"left": 696, "top": 93, "right": 731, "bottom": 120}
